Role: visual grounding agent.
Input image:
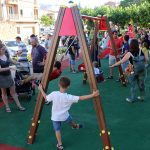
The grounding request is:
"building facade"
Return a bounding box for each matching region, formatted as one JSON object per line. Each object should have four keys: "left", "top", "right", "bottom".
{"left": 0, "top": 0, "right": 39, "bottom": 40}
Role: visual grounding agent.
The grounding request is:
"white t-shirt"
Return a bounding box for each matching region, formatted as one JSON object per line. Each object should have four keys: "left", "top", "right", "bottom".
{"left": 94, "top": 67, "right": 100, "bottom": 75}
{"left": 17, "top": 42, "right": 28, "bottom": 61}
{"left": 46, "top": 91, "right": 79, "bottom": 121}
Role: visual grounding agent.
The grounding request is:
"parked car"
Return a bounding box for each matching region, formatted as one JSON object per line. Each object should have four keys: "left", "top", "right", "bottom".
{"left": 4, "top": 40, "right": 32, "bottom": 61}
{"left": 4, "top": 40, "right": 18, "bottom": 58}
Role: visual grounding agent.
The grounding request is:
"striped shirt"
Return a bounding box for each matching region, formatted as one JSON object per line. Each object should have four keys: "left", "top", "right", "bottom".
{"left": 17, "top": 42, "right": 28, "bottom": 61}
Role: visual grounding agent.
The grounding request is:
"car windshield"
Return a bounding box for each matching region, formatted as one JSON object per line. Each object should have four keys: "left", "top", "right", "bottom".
{"left": 5, "top": 41, "right": 18, "bottom": 47}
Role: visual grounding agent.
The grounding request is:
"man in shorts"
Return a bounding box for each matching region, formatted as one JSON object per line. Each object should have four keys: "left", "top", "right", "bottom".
{"left": 107, "top": 31, "right": 122, "bottom": 79}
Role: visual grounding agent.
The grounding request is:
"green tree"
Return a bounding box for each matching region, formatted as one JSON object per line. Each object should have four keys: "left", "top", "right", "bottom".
{"left": 120, "top": 0, "right": 149, "bottom": 7}
{"left": 81, "top": 1, "right": 150, "bottom": 28}
{"left": 40, "top": 15, "right": 54, "bottom": 26}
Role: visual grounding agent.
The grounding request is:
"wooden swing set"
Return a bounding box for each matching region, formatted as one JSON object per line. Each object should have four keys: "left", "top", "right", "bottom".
{"left": 81, "top": 15, "right": 126, "bottom": 86}
{"left": 26, "top": 5, "right": 125, "bottom": 150}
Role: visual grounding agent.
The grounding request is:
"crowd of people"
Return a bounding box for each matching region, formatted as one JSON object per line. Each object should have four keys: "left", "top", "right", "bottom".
{"left": 0, "top": 34, "right": 62, "bottom": 113}
{"left": 0, "top": 25, "right": 150, "bottom": 149}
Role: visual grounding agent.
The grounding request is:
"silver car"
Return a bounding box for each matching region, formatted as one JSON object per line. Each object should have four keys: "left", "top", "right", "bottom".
{"left": 4, "top": 40, "right": 31, "bottom": 59}
{"left": 4, "top": 40, "right": 18, "bottom": 58}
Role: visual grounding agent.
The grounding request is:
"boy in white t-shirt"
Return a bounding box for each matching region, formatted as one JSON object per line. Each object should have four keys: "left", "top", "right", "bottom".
{"left": 38, "top": 76, "right": 99, "bottom": 150}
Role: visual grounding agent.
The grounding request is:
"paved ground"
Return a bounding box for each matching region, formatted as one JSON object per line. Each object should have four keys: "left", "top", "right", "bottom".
{"left": 0, "top": 58, "right": 150, "bottom": 150}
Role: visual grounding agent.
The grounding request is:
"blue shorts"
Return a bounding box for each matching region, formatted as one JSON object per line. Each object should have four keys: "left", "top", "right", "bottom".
{"left": 69, "top": 55, "right": 75, "bottom": 65}
{"left": 70, "top": 59, "right": 75, "bottom": 65}
{"left": 52, "top": 116, "right": 73, "bottom": 131}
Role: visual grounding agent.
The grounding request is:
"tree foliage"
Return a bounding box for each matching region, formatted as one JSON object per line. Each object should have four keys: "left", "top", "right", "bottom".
{"left": 120, "top": 0, "right": 142, "bottom": 7}
{"left": 120, "top": 0, "right": 150, "bottom": 7}
{"left": 40, "top": 15, "right": 54, "bottom": 26}
{"left": 80, "top": 1, "right": 150, "bottom": 28}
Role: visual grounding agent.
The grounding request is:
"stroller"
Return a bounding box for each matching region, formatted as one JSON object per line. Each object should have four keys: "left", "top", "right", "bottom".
{"left": 14, "top": 61, "right": 34, "bottom": 99}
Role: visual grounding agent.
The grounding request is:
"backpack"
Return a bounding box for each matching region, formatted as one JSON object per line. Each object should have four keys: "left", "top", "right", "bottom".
{"left": 131, "top": 49, "right": 145, "bottom": 74}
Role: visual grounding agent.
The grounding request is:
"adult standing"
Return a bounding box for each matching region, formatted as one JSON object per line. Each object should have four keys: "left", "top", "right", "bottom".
{"left": 15, "top": 36, "right": 28, "bottom": 62}
{"left": 67, "top": 36, "right": 76, "bottom": 73}
{"left": 45, "top": 34, "right": 52, "bottom": 52}
{"left": 107, "top": 31, "right": 122, "bottom": 79}
{"left": 111, "top": 39, "right": 146, "bottom": 102}
{"left": 74, "top": 37, "right": 80, "bottom": 59}
{"left": 30, "top": 36, "right": 47, "bottom": 73}
{"left": 121, "top": 35, "right": 130, "bottom": 71}
{"left": 0, "top": 44, "right": 25, "bottom": 112}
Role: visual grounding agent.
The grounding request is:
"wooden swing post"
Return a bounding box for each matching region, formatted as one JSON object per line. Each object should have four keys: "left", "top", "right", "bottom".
{"left": 72, "top": 6, "right": 112, "bottom": 150}
{"left": 27, "top": 7, "right": 66, "bottom": 144}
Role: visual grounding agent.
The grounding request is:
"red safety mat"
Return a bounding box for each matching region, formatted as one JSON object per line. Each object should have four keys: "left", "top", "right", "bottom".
{"left": 0, "top": 144, "right": 26, "bottom": 150}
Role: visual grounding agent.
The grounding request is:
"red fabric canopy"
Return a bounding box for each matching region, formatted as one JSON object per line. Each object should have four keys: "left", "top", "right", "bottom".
{"left": 99, "top": 17, "right": 107, "bottom": 31}
{"left": 99, "top": 48, "right": 110, "bottom": 59}
{"left": 59, "top": 8, "right": 77, "bottom": 36}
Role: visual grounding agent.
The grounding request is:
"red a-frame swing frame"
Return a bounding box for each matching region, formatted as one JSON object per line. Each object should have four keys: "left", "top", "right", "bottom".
{"left": 27, "top": 6, "right": 114, "bottom": 150}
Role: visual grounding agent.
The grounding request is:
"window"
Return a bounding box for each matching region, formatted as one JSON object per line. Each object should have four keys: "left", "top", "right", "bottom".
{"left": 17, "top": 27, "right": 20, "bottom": 34}
{"left": 20, "top": 9, "right": 23, "bottom": 16}
{"left": 9, "top": 7, "right": 13, "bottom": 14}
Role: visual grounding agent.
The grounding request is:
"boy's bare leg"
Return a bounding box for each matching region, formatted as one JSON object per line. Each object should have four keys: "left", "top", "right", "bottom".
{"left": 21, "top": 75, "right": 36, "bottom": 84}
{"left": 55, "top": 131, "right": 62, "bottom": 146}
{"left": 21, "top": 73, "right": 43, "bottom": 85}
{"left": 69, "top": 121, "right": 77, "bottom": 128}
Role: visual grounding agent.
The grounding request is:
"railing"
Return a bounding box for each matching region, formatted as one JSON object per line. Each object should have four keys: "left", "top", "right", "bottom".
{"left": 34, "top": 15, "right": 38, "bottom": 20}
{"left": 6, "top": 0, "right": 18, "bottom": 4}
{"left": 7, "top": 14, "right": 38, "bottom": 21}
{"left": 8, "top": 14, "right": 19, "bottom": 20}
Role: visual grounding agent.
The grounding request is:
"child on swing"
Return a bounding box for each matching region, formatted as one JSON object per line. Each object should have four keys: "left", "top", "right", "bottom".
{"left": 38, "top": 76, "right": 99, "bottom": 150}
{"left": 93, "top": 61, "right": 104, "bottom": 82}
{"left": 17, "top": 56, "right": 64, "bottom": 86}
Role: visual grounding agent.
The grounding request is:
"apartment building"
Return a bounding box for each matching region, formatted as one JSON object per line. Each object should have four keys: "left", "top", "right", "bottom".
{"left": 0, "top": 0, "right": 39, "bottom": 40}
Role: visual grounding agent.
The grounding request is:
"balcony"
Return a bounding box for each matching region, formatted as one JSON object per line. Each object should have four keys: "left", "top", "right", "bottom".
{"left": 34, "top": 15, "right": 38, "bottom": 20}
{"left": 6, "top": 0, "right": 18, "bottom": 5}
{"left": 34, "top": 0, "right": 38, "bottom": 8}
{"left": 8, "top": 14, "right": 19, "bottom": 20}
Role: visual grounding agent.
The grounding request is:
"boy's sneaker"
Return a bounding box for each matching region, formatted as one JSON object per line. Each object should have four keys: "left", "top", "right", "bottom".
{"left": 56, "top": 144, "right": 64, "bottom": 150}
{"left": 137, "top": 96, "right": 144, "bottom": 102}
{"left": 72, "top": 124, "right": 83, "bottom": 129}
{"left": 126, "top": 98, "right": 136, "bottom": 103}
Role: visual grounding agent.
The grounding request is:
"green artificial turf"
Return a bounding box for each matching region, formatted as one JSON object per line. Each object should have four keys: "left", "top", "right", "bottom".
{"left": 0, "top": 58, "right": 150, "bottom": 150}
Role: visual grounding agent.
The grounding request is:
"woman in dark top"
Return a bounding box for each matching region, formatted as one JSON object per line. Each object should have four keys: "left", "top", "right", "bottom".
{"left": 111, "top": 39, "right": 147, "bottom": 102}
{"left": 68, "top": 36, "right": 76, "bottom": 73}
{"left": 0, "top": 44, "right": 25, "bottom": 112}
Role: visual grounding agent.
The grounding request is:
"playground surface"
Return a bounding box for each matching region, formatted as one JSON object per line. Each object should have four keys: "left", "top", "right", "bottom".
{"left": 0, "top": 58, "right": 150, "bottom": 150}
